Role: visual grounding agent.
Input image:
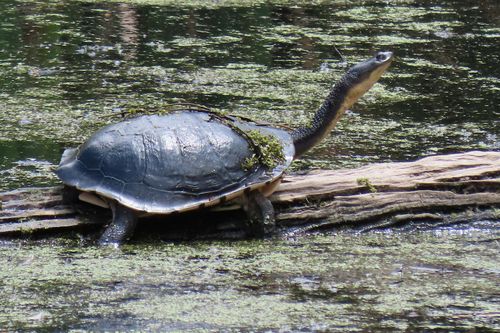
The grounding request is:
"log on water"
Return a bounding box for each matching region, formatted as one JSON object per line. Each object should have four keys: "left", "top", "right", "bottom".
{"left": 272, "top": 150, "right": 500, "bottom": 233}
{"left": 0, "top": 151, "right": 499, "bottom": 236}
{"left": 0, "top": 186, "right": 103, "bottom": 234}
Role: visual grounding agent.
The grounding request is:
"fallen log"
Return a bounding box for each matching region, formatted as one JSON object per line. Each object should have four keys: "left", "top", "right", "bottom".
{"left": 0, "top": 151, "right": 499, "bottom": 237}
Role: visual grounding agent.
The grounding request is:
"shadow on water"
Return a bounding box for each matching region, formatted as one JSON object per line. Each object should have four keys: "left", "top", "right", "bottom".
{"left": 0, "top": 0, "right": 499, "bottom": 331}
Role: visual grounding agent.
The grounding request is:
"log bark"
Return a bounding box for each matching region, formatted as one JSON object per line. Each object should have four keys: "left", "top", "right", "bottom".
{"left": 1, "top": 151, "right": 499, "bottom": 236}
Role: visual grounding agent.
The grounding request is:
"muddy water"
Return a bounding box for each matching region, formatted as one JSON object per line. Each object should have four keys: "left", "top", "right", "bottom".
{"left": 0, "top": 0, "right": 499, "bottom": 331}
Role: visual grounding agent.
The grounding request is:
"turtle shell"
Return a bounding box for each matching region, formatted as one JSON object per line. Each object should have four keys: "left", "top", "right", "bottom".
{"left": 56, "top": 111, "right": 294, "bottom": 213}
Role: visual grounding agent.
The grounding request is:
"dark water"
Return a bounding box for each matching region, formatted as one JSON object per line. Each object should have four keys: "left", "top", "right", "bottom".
{"left": 1, "top": 0, "right": 499, "bottom": 188}
{"left": 0, "top": 0, "right": 499, "bottom": 331}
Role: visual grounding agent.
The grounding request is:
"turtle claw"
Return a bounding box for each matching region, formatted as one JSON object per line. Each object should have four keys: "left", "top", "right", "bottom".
{"left": 242, "top": 190, "right": 275, "bottom": 237}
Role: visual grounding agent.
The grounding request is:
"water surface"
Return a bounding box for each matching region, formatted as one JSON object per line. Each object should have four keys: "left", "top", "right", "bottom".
{"left": 0, "top": 0, "right": 499, "bottom": 331}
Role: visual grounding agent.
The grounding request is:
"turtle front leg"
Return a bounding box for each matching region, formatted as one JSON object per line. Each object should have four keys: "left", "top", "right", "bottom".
{"left": 242, "top": 190, "right": 275, "bottom": 237}
{"left": 99, "top": 201, "right": 138, "bottom": 245}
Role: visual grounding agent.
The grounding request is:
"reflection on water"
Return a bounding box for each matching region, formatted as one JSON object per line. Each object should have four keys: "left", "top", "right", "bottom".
{"left": 0, "top": 0, "right": 499, "bottom": 331}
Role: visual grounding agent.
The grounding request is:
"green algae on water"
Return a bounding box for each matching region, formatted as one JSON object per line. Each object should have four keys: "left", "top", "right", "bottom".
{"left": 1, "top": 229, "right": 499, "bottom": 331}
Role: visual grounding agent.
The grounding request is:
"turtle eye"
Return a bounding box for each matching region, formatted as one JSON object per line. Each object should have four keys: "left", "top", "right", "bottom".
{"left": 376, "top": 52, "right": 387, "bottom": 62}
{"left": 375, "top": 51, "right": 393, "bottom": 63}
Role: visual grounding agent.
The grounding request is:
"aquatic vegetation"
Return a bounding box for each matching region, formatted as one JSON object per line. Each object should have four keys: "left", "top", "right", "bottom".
{"left": 1, "top": 0, "right": 498, "bottom": 182}
{"left": 1, "top": 229, "right": 498, "bottom": 331}
{"left": 0, "top": 0, "right": 498, "bottom": 330}
{"left": 241, "top": 130, "right": 285, "bottom": 170}
{"left": 356, "top": 177, "right": 377, "bottom": 193}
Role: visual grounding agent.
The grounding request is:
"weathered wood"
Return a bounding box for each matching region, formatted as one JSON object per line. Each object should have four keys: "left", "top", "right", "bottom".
{"left": 0, "top": 218, "right": 100, "bottom": 234}
{"left": 272, "top": 150, "right": 500, "bottom": 202}
{"left": 0, "top": 151, "right": 499, "bottom": 236}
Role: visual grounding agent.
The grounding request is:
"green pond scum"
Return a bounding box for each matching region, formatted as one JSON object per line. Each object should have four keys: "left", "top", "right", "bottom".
{"left": 0, "top": 0, "right": 499, "bottom": 331}
{"left": 0, "top": 229, "right": 498, "bottom": 331}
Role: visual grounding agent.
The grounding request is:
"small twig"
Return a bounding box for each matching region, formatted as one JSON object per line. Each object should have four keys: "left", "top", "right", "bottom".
{"left": 332, "top": 44, "right": 345, "bottom": 62}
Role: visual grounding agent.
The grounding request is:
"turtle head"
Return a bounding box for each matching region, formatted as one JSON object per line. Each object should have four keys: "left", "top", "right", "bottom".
{"left": 340, "top": 51, "right": 393, "bottom": 109}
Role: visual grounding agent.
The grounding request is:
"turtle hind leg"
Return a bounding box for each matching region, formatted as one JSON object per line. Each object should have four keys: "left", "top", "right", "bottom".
{"left": 99, "top": 201, "right": 138, "bottom": 245}
{"left": 242, "top": 190, "right": 276, "bottom": 237}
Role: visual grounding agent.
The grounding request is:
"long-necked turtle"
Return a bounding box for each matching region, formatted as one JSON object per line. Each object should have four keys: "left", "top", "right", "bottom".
{"left": 56, "top": 51, "right": 393, "bottom": 244}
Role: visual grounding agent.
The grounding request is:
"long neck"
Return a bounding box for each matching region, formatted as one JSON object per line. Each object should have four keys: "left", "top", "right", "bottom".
{"left": 292, "top": 76, "right": 353, "bottom": 158}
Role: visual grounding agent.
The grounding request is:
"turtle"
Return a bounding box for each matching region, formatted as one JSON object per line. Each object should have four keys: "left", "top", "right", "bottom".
{"left": 56, "top": 51, "right": 393, "bottom": 244}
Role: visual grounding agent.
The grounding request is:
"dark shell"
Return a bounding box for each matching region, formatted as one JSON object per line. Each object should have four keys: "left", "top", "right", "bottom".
{"left": 56, "top": 111, "right": 294, "bottom": 213}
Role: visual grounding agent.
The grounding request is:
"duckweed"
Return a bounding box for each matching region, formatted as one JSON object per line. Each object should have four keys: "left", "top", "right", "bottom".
{"left": 0, "top": 1, "right": 499, "bottom": 331}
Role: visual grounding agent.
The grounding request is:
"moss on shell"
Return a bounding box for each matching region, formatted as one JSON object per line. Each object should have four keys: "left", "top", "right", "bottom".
{"left": 241, "top": 155, "right": 259, "bottom": 171}
{"left": 242, "top": 130, "right": 285, "bottom": 170}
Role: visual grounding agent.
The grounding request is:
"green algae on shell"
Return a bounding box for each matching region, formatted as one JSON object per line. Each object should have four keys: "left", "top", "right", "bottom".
{"left": 241, "top": 129, "right": 286, "bottom": 171}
